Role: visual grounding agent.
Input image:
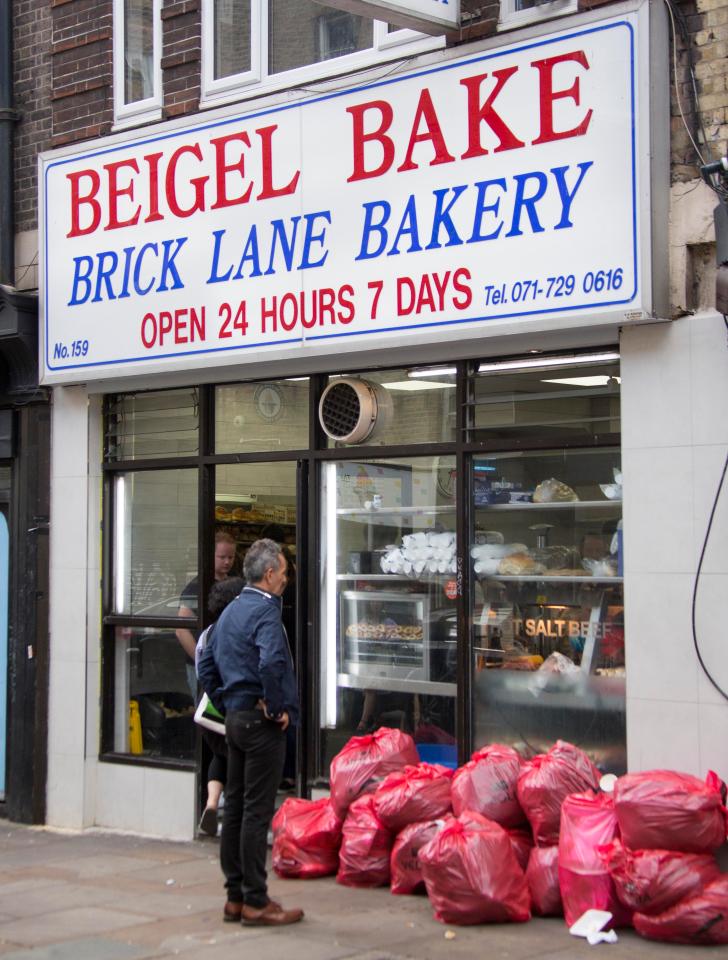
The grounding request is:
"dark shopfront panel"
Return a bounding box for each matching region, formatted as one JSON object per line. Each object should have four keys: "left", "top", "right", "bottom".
{"left": 100, "top": 349, "right": 625, "bottom": 790}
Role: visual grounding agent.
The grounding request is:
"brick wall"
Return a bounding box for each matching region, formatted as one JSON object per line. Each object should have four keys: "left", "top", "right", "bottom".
{"left": 670, "top": 0, "right": 728, "bottom": 182}
{"left": 14, "top": 0, "right": 53, "bottom": 233}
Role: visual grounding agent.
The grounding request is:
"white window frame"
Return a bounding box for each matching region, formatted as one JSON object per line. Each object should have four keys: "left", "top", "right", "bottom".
{"left": 200, "top": 2, "right": 443, "bottom": 109}
{"left": 498, "top": 0, "right": 577, "bottom": 32}
{"left": 113, "top": 0, "right": 163, "bottom": 129}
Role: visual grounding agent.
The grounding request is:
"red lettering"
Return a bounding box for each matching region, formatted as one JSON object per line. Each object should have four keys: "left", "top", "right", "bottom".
{"left": 210, "top": 132, "right": 253, "bottom": 210}
{"left": 256, "top": 125, "right": 300, "bottom": 200}
{"left": 460, "top": 68, "right": 526, "bottom": 158}
{"left": 66, "top": 169, "right": 101, "bottom": 238}
{"left": 143, "top": 152, "right": 164, "bottom": 224}
{"left": 104, "top": 158, "right": 141, "bottom": 231}
{"left": 531, "top": 50, "right": 592, "bottom": 145}
{"left": 165, "top": 144, "right": 208, "bottom": 218}
{"left": 347, "top": 101, "right": 395, "bottom": 182}
{"left": 397, "top": 89, "right": 455, "bottom": 173}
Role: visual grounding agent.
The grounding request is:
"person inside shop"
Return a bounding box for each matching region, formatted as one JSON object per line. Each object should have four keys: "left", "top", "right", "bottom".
{"left": 194, "top": 575, "right": 245, "bottom": 837}
{"left": 176, "top": 530, "right": 237, "bottom": 699}
{"left": 197, "top": 538, "right": 303, "bottom": 927}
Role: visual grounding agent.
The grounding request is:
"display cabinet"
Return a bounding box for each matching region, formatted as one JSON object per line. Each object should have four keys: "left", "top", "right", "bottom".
{"left": 470, "top": 448, "right": 626, "bottom": 771}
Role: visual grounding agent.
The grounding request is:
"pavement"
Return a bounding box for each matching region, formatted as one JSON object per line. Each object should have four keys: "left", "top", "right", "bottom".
{"left": 0, "top": 820, "right": 725, "bottom": 960}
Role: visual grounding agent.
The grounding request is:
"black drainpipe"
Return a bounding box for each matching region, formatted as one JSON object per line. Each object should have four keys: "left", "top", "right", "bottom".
{"left": 0, "top": 0, "right": 15, "bottom": 285}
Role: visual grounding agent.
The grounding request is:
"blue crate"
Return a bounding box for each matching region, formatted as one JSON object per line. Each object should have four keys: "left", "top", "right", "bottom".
{"left": 416, "top": 743, "right": 458, "bottom": 768}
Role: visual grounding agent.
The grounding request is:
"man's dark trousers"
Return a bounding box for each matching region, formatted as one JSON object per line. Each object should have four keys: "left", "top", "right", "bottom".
{"left": 221, "top": 709, "right": 286, "bottom": 908}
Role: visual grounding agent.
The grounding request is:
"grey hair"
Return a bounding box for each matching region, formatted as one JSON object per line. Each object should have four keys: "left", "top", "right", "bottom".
{"left": 243, "top": 538, "right": 283, "bottom": 585}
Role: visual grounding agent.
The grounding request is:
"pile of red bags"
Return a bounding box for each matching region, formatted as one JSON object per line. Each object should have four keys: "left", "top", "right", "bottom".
{"left": 329, "top": 728, "right": 420, "bottom": 820}
{"left": 558, "top": 790, "right": 630, "bottom": 928}
{"left": 601, "top": 769, "right": 728, "bottom": 945}
{"left": 272, "top": 796, "right": 342, "bottom": 878}
{"left": 418, "top": 811, "right": 531, "bottom": 925}
{"left": 268, "top": 731, "right": 728, "bottom": 943}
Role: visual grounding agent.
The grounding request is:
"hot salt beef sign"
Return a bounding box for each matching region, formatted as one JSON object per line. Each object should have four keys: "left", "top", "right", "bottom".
{"left": 39, "top": 11, "right": 648, "bottom": 385}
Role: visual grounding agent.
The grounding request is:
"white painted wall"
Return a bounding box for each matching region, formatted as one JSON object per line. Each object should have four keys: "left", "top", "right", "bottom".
{"left": 620, "top": 180, "right": 728, "bottom": 778}
{"left": 47, "top": 385, "right": 197, "bottom": 838}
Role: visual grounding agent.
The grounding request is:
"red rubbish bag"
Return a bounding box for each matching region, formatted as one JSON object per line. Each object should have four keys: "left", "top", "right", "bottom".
{"left": 272, "top": 796, "right": 343, "bottom": 878}
{"left": 526, "top": 846, "right": 562, "bottom": 917}
{"left": 601, "top": 838, "right": 720, "bottom": 916}
{"left": 507, "top": 826, "right": 534, "bottom": 871}
{"left": 419, "top": 811, "right": 531, "bottom": 925}
{"left": 517, "top": 740, "right": 600, "bottom": 846}
{"left": 558, "top": 790, "right": 630, "bottom": 928}
{"left": 613, "top": 770, "right": 728, "bottom": 854}
{"left": 329, "top": 727, "right": 420, "bottom": 820}
{"left": 451, "top": 744, "right": 525, "bottom": 827}
{"left": 336, "top": 794, "right": 393, "bottom": 888}
{"left": 390, "top": 819, "right": 442, "bottom": 895}
{"left": 633, "top": 875, "right": 728, "bottom": 945}
{"left": 373, "top": 763, "right": 453, "bottom": 832}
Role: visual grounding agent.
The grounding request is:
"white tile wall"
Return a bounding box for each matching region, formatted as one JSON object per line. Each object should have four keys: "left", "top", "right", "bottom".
{"left": 624, "top": 573, "right": 698, "bottom": 703}
{"left": 621, "top": 312, "right": 728, "bottom": 779}
{"left": 95, "top": 762, "right": 146, "bottom": 834}
{"left": 626, "top": 698, "right": 700, "bottom": 775}
{"left": 142, "top": 767, "right": 196, "bottom": 840}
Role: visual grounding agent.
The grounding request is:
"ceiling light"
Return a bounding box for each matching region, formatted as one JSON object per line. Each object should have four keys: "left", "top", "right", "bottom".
{"left": 477, "top": 351, "right": 619, "bottom": 374}
{"left": 386, "top": 379, "right": 455, "bottom": 391}
{"left": 407, "top": 366, "right": 457, "bottom": 378}
{"left": 542, "top": 375, "right": 622, "bottom": 387}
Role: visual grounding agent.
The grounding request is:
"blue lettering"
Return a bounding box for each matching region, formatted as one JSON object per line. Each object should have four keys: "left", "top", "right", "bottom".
{"left": 133, "top": 242, "right": 157, "bottom": 296}
{"left": 157, "top": 237, "right": 187, "bottom": 291}
{"left": 68, "top": 255, "right": 94, "bottom": 306}
{"left": 207, "top": 229, "right": 233, "bottom": 283}
{"left": 299, "top": 211, "right": 331, "bottom": 270}
{"left": 91, "top": 250, "right": 118, "bottom": 303}
{"left": 551, "top": 161, "right": 593, "bottom": 229}
{"left": 426, "top": 185, "right": 467, "bottom": 249}
{"left": 265, "top": 217, "right": 301, "bottom": 276}
{"left": 234, "top": 226, "right": 263, "bottom": 279}
{"left": 506, "top": 171, "right": 548, "bottom": 237}
{"left": 469, "top": 178, "right": 506, "bottom": 242}
{"left": 356, "top": 200, "right": 391, "bottom": 260}
{"left": 388, "top": 195, "right": 422, "bottom": 257}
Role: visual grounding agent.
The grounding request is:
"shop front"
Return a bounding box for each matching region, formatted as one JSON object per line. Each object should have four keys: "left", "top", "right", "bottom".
{"left": 39, "top": 0, "right": 668, "bottom": 837}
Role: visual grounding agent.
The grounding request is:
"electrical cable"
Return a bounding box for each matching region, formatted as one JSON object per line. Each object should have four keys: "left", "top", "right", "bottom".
{"left": 691, "top": 434, "right": 728, "bottom": 701}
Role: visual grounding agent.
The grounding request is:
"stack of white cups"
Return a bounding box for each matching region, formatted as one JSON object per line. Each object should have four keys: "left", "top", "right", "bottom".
{"left": 380, "top": 531, "right": 456, "bottom": 577}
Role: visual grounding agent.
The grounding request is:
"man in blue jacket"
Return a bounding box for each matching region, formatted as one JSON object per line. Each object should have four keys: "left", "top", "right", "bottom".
{"left": 198, "top": 538, "right": 303, "bottom": 927}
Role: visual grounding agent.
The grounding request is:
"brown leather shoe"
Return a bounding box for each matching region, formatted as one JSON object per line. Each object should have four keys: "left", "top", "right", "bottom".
{"left": 223, "top": 901, "right": 242, "bottom": 922}
{"left": 241, "top": 900, "right": 304, "bottom": 926}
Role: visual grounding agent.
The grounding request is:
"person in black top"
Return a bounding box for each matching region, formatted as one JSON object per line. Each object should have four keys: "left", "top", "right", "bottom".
{"left": 195, "top": 576, "right": 245, "bottom": 837}
{"left": 176, "top": 530, "right": 236, "bottom": 698}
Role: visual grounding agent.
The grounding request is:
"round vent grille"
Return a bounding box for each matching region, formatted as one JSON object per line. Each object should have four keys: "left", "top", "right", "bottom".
{"left": 319, "top": 378, "right": 392, "bottom": 444}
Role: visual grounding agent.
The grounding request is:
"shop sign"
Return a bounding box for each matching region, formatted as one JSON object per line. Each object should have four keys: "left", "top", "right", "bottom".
{"left": 39, "top": 9, "right": 653, "bottom": 385}
{"left": 311, "top": 0, "right": 460, "bottom": 34}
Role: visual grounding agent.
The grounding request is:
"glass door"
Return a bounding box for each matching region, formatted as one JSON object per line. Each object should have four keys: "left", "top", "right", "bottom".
{"left": 318, "top": 455, "right": 458, "bottom": 778}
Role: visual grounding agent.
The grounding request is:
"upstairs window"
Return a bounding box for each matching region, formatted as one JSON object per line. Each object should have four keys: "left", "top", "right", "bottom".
{"left": 499, "top": 0, "right": 577, "bottom": 31}
{"left": 202, "top": 0, "right": 442, "bottom": 106}
{"left": 113, "top": 0, "right": 162, "bottom": 126}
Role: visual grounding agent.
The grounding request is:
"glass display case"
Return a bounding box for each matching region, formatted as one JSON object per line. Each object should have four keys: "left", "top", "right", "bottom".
{"left": 470, "top": 448, "right": 625, "bottom": 772}
{"left": 319, "top": 456, "right": 458, "bottom": 772}
{"left": 340, "top": 590, "right": 431, "bottom": 682}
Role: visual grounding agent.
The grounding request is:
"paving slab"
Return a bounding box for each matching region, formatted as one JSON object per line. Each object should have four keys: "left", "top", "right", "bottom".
{"left": 0, "top": 823, "right": 725, "bottom": 959}
{"left": 0, "top": 937, "right": 146, "bottom": 960}
{"left": 0, "top": 907, "right": 152, "bottom": 948}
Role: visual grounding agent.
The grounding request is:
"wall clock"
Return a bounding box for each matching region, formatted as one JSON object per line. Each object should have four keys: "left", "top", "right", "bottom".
{"left": 254, "top": 383, "right": 284, "bottom": 422}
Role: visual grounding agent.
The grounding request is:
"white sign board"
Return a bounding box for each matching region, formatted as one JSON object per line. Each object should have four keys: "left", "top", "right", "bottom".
{"left": 40, "top": 12, "right": 648, "bottom": 385}
{"left": 311, "top": 0, "right": 460, "bottom": 34}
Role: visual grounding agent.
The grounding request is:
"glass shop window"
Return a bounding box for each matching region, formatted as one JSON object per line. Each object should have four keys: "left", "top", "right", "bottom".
{"left": 215, "top": 379, "right": 310, "bottom": 454}
{"left": 112, "top": 469, "right": 198, "bottom": 617}
{"left": 113, "top": 0, "right": 162, "bottom": 125}
{"left": 106, "top": 467, "right": 199, "bottom": 761}
{"left": 106, "top": 388, "right": 199, "bottom": 461}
